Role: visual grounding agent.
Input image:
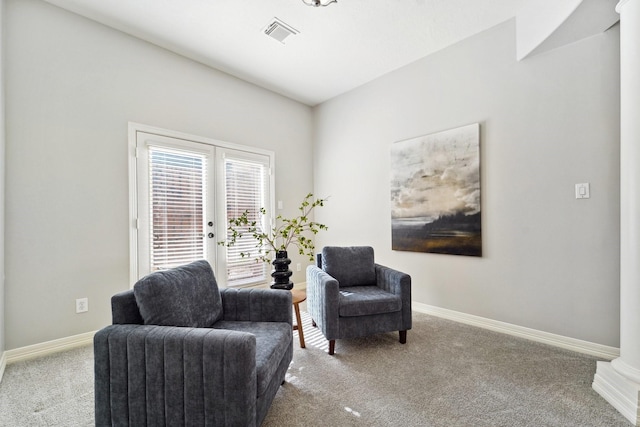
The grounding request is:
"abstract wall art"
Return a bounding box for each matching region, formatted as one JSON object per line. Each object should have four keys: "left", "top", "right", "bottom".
{"left": 390, "top": 123, "right": 481, "bottom": 256}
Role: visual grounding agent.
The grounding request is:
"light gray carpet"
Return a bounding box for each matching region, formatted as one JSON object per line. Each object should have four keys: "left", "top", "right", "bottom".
{"left": 0, "top": 312, "right": 630, "bottom": 426}
{"left": 264, "top": 312, "right": 629, "bottom": 426}
{"left": 0, "top": 344, "right": 94, "bottom": 426}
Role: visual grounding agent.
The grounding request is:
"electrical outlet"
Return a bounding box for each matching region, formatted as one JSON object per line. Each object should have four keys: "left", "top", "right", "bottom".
{"left": 76, "top": 298, "right": 88, "bottom": 313}
{"left": 297, "top": 263, "right": 301, "bottom": 272}
{"left": 575, "top": 183, "right": 590, "bottom": 199}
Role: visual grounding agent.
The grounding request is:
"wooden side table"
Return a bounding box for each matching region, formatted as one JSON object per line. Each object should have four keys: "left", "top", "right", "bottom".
{"left": 291, "top": 289, "right": 306, "bottom": 348}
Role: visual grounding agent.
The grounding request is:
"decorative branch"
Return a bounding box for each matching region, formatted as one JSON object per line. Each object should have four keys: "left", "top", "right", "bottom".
{"left": 219, "top": 193, "right": 328, "bottom": 264}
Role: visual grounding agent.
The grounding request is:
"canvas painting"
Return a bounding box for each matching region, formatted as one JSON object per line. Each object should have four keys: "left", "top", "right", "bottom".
{"left": 390, "top": 123, "right": 481, "bottom": 256}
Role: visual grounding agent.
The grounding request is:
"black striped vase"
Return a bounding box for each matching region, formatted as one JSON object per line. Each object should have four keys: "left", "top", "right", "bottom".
{"left": 271, "top": 250, "right": 293, "bottom": 290}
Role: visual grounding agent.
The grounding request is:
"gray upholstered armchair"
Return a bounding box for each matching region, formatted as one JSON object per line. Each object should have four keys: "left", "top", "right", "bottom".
{"left": 94, "top": 260, "right": 293, "bottom": 426}
{"left": 306, "top": 246, "right": 412, "bottom": 355}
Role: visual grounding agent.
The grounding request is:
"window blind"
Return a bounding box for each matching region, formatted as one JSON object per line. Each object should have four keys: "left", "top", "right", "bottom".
{"left": 224, "top": 157, "right": 268, "bottom": 286}
{"left": 149, "top": 146, "right": 206, "bottom": 271}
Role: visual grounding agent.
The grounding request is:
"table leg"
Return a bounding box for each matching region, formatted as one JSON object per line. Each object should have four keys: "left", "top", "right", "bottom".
{"left": 293, "top": 302, "right": 305, "bottom": 348}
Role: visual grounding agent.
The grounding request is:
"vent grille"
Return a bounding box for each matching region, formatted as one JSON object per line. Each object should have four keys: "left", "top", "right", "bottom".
{"left": 264, "top": 18, "right": 299, "bottom": 44}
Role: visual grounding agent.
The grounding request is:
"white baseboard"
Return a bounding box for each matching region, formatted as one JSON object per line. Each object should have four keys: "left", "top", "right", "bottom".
{"left": 593, "top": 361, "right": 640, "bottom": 425}
{"left": 413, "top": 302, "right": 619, "bottom": 360}
{"left": 4, "top": 331, "right": 96, "bottom": 365}
{"left": 0, "top": 351, "right": 7, "bottom": 383}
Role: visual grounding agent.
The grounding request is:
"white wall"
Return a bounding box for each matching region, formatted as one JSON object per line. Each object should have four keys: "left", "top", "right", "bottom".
{"left": 3, "top": 0, "right": 621, "bottom": 351}
{"left": 516, "top": 0, "right": 582, "bottom": 59}
{"left": 313, "top": 20, "right": 621, "bottom": 347}
{"left": 4, "top": 0, "right": 313, "bottom": 349}
{"left": 0, "top": 0, "right": 6, "bottom": 358}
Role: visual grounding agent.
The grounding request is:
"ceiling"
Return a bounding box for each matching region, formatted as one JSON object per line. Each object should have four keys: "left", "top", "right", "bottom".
{"left": 43, "top": 0, "right": 534, "bottom": 106}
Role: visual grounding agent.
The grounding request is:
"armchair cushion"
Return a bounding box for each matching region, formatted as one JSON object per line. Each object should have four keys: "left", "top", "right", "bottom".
{"left": 133, "top": 260, "right": 223, "bottom": 328}
{"left": 213, "top": 320, "right": 292, "bottom": 397}
{"left": 339, "top": 286, "right": 402, "bottom": 317}
{"left": 322, "top": 246, "right": 376, "bottom": 287}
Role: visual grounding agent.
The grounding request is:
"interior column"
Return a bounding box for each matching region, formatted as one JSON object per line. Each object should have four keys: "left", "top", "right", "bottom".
{"left": 592, "top": 0, "right": 640, "bottom": 425}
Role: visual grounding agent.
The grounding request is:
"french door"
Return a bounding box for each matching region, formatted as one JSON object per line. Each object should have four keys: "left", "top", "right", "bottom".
{"left": 133, "top": 128, "right": 273, "bottom": 287}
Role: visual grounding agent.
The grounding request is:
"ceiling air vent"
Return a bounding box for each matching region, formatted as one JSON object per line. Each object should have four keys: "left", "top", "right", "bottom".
{"left": 264, "top": 18, "right": 299, "bottom": 44}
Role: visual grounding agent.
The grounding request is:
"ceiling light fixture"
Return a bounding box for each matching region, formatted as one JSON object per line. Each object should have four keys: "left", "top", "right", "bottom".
{"left": 302, "top": 0, "right": 337, "bottom": 7}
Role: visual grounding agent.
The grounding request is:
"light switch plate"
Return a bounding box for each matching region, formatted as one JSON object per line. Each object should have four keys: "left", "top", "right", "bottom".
{"left": 575, "top": 183, "right": 590, "bottom": 199}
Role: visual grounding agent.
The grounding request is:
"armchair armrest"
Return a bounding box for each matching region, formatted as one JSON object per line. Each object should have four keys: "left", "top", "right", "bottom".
{"left": 306, "top": 265, "right": 340, "bottom": 339}
{"left": 111, "top": 289, "right": 143, "bottom": 325}
{"left": 220, "top": 288, "right": 292, "bottom": 325}
{"left": 376, "top": 264, "right": 412, "bottom": 330}
{"left": 375, "top": 264, "right": 411, "bottom": 295}
{"left": 95, "top": 324, "right": 257, "bottom": 426}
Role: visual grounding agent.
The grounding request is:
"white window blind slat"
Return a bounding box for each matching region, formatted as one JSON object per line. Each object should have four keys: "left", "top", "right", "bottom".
{"left": 224, "top": 157, "right": 268, "bottom": 286}
{"left": 149, "top": 146, "right": 207, "bottom": 271}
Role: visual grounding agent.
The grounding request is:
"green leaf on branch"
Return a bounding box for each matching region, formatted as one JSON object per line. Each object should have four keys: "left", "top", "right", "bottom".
{"left": 218, "top": 193, "right": 328, "bottom": 265}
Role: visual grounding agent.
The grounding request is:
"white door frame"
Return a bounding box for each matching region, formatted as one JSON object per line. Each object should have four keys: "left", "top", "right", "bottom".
{"left": 128, "top": 122, "right": 275, "bottom": 287}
